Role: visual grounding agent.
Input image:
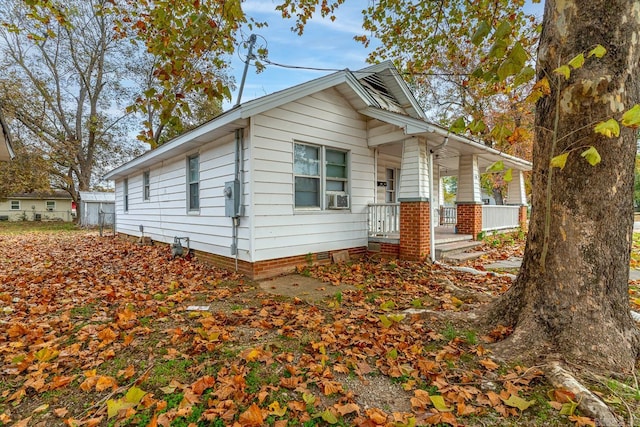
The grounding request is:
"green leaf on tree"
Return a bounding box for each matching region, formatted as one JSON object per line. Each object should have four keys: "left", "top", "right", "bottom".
{"left": 553, "top": 65, "right": 571, "bottom": 80}
{"left": 581, "top": 146, "right": 601, "bottom": 166}
{"left": 471, "top": 21, "right": 491, "bottom": 46}
{"left": 550, "top": 153, "right": 569, "bottom": 170}
{"left": 588, "top": 44, "right": 607, "bottom": 58}
{"left": 490, "top": 124, "right": 513, "bottom": 142}
{"left": 594, "top": 119, "right": 620, "bottom": 138}
{"left": 450, "top": 117, "right": 466, "bottom": 133}
{"left": 504, "top": 168, "right": 513, "bottom": 182}
{"left": 568, "top": 53, "right": 585, "bottom": 69}
{"left": 429, "top": 395, "right": 453, "bottom": 412}
{"left": 468, "top": 119, "right": 486, "bottom": 133}
{"left": 502, "top": 394, "right": 536, "bottom": 411}
{"left": 489, "top": 39, "right": 508, "bottom": 59}
{"left": 621, "top": 104, "right": 640, "bottom": 128}
{"left": 510, "top": 42, "right": 529, "bottom": 68}
{"left": 486, "top": 161, "right": 505, "bottom": 173}
{"left": 493, "top": 21, "right": 512, "bottom": 40}
{"left": 514, "top": 66, "right": 536, "bottom": 87}
{"left": 497, "top": 59, "right": 520, "bottom": 81}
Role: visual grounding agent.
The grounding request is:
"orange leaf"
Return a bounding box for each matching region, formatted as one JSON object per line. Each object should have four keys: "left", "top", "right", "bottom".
{"left": 13, "top": 417, "right": 31, "bottom": 427}
{"left": 118, "top": 365, "right": 136, "bottom": 379}
{"left": 95, "top": 376, "right": 118, "bottom": 392}
{"left": 50, "top": 375, "right": 76, "bottom": 390}
{"left": 54, "top": 407, "right": 69, "bottom": 418}
{"left": 335, "top": 402, "right": 360, "bottom": 416}
{"left": 191, "top": 375, "right": 215, "bottom": 395}
{"left": 321, "top": 380, "right": 343, "bottom": 396}
{"left": 410, "top": 389, "right": 431, "bottom": 409}
{"left": 97, "top": 327, "right": 117, "bottom": 344}
{"left": 479, "top": 358, "right": 499, "bottom": 370}
{"left": 365, "top": 408, "right": 388, "bottom": 424}
{"left": 238, "top": 403, "right": 264, "bottom": 426}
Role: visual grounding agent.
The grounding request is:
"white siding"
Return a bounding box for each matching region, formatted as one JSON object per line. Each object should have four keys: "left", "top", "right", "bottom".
{"left": 114, "top": 131, "right": 253, "bottom": 261}
{"left": 457, "top": 154, "right": 482, "bottom": 203}
{"left": 398, "top": 138, "right": 430, "bottom": 201}
{"left": 250, "top": 88, "right": 374, "bottom": 262}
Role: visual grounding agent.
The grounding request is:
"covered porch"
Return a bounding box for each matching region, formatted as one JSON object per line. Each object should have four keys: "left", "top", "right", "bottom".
{"left": 361, "top": 107, "right": 531, "bottom": 261}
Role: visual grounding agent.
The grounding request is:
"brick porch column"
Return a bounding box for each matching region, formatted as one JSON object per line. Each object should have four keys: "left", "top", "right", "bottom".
{"left": 399, "top": 200, "right": 430, "bottom": 260}
{"left": 456, "top": 203, "right": 483, "bottom": 238}
{"left": 519, "top": 205, "right": 528, "bottom": 232}
{"left": 456, "top": 155, "right": 483, "bottom": 239}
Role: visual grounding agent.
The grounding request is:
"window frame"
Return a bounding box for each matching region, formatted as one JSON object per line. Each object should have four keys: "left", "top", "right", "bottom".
{"left": 46, "top": 201, "right": 56, "bottom": 211}
{"left": 143, "top": 170, "right": 150, "bottom": 201}
{"left": 293, "top": 142, "right": 350, "bottom": 211}
{"left": 385, "top": 168, "right": 398, "bottom": 203}
{"left": 123, "top": 178, "right": 129, "bottom": 213}
{"left": 187, "top": 154, "right": 200, "bottom": 212}
{"left": 10, "top": 200, "right": 20, "bottom": 210}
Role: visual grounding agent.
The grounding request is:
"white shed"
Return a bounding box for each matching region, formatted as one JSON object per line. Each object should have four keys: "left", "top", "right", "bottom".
{"left": 79, "top": 191, "right": 115, "bottom": 227}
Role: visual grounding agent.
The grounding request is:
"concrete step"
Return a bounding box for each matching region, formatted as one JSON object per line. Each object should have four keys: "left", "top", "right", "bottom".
{"left": 441, "top": 251, "right": 485, "bottom": 264}
{"left": 435, "top": 240, "right": 483, "bottom": 258}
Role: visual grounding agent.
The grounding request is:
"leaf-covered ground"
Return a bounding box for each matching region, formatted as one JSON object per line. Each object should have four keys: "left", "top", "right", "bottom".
{"left": 1, "top": 224, "right": 639, "bottom": 426}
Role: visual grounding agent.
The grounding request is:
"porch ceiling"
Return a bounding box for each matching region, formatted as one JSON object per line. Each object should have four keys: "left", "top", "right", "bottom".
{"left": 361, "top": 107, "right": 531, "bottom": 174}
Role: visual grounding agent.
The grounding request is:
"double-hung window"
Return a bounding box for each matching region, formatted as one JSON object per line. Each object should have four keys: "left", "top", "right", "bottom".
{"left": 143, "top": 171, "right": 150, "bottom": 201}
{"left": 10, "top": 200, "right": 20, "bottom": 210}
{"left": 123, "top": 178, "right": 129, "bottom": 212}
{"left": 46, "top": 201, "right": 55, "bottom": 211}
{"left": 294, "top": 143, "right": 349, "bottom": 209}
{"left": 188, "top": 155, "right": 200, "bottom": 211}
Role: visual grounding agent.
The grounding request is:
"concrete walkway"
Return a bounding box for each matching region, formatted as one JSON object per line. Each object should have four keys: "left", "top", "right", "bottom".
{"left": 485, "top": 257, "right": 640, "bottom": 281}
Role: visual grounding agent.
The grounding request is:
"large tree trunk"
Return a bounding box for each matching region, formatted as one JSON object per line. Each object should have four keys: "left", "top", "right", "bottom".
{"left": 488, "top": 0, "right": 640, "bottom": 373}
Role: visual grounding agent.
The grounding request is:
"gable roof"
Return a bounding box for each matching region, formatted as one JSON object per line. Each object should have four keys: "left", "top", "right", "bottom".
{"left": 0, "top": 110, "right": 14, "bottom": 161}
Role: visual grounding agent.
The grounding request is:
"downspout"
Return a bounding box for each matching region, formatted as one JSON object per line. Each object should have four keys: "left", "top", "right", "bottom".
{"left": 429, "top": 134, "right": 449, "bottom": 263}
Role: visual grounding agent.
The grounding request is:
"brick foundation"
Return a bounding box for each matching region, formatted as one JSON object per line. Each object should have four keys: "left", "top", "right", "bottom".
{"left": 456, "top": 203, "right": 483, "bottom": 239}
{"left": 117, "top": 233, "right": 367, "bottom": 280}
{"left": 519, "top": 205, "right": 528, "bottom": 232}
{"left": 399, "top": 201, "right": 430, "bottom": 261}
{"left": 367, "top": 241, "right": 400, "bottom": 259}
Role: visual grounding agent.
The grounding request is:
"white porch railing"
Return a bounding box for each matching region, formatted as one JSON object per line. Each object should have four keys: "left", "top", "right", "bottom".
{"left": 368, "top": 203, "right": 400, "bottom": 236}
{"left": 482, "top": 205, "right": 520, "bottom": 231}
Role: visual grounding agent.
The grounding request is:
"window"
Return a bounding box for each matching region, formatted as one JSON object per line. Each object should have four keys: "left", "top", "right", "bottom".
{"left": 10, "top": 200, "right": 20, "bottom": 210}
{"left": 143, "top": 171, "right": 150, "bottom": 201}
{"left": 123, "top": 178, "right": 129, "bottom": 212}
{"left": 294, "top": 143, "right": 349, "bottom": 209}
{"left": 188, "top": 155, "right": 199, "bottom": 211}
{"left": 385, "top": 168, "right": 396, "bottom": 203}
{"left": 46, "top": 201, "right": 56, "bottom": 211}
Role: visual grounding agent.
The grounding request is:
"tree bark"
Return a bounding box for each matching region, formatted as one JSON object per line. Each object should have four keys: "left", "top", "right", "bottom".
{"left": 488, "top": 0, "right": 640, "bottom": 373}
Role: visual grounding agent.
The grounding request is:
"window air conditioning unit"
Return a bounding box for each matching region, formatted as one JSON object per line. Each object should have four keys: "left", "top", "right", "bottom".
{"left": 329, "top": 194, "right": 349, "bottom": 209}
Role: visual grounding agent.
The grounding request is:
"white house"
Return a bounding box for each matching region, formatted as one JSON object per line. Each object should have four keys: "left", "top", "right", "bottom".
{"left": 0, "top": 110, "right": 14, "bottom": 161}
{"left": 104, "top": 61, "right": 530, "bottom": 279}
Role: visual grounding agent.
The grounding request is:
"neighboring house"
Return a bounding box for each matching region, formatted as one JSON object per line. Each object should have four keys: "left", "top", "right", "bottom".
{"left": 0, "top": 110, "right": 14, "bottom": 161}
{"left": 105, "top": 61, "right": 531, "bottom": 279}
{"left": 79, "top": 191, "right": 115, "bottom": 227}
{"left": 0, "top": 191, "right": 73, "bottom": 222}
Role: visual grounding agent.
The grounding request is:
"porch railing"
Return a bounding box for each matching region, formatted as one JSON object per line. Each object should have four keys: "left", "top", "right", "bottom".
{"left": 482, "top": 205, "right": 520, "bottom": 231}
{"left": 368, "top": 203, "right": 400, "bottom": 237}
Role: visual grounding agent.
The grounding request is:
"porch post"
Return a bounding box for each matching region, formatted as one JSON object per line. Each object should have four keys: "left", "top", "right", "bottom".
{"left": 507, "top": 169, "right": 528, "bottom": 231}
{"left": 456, "top": 154, "right": 483, "bottom": 239}
{"left": 398, "top": 138, "right": 430, "bottom": 260}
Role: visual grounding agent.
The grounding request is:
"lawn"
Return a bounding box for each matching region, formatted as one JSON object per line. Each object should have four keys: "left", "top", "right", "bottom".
{"left": 1, "top": 223, "right": 639, "bottom": 426}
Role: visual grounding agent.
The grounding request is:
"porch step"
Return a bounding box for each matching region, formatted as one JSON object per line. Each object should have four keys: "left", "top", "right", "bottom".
{"left": 435, "top": 240, "right": 484, "bottom": 262}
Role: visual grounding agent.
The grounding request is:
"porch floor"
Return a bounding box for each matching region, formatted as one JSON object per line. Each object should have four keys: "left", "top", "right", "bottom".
{"left": 368, "top": 226, "right": 473, "bottom": 245}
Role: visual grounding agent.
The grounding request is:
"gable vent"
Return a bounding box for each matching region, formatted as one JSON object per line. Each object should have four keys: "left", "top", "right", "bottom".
{"left": 360, "top": 74, "right": 404, "bottom": 114}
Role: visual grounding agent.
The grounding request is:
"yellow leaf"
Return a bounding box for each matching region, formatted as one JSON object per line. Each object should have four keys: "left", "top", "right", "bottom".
{"left": 268, "top": 401, "right": 287, "bottom": 417}
{"left": 621, "top": 104, "right": 640, "bottom": 129}
{"left": 429, "top": 395, "right": 453, "bottom": 412}
{"left": 320, "top": 409, "right": 338, "bottom": 424}
{"left": 302, "top": 392, "right": 316, "bottom": 405}
{"left": 124, "top": 386, "right": 147, "bottom": 404}
{"left": 35, "top": 347, "right": 59, "bottom": 362}
{"left": 588, "top": 44, "right": 607, "bottom": 58}
{"left": 550, "top": 153, "right": 569, "bottom": 170}
{"left": 580, "top": 146, "right": 601, "bottom": 166}
{"left": 388, "top": 313, "right": 406, "bottom": 323}
{"left": 107, "top": 398, "right": 133, "bottom": 419}
{"left": 594, "top": 118, "right": 620, "bottom": 138}
{"left": 501, "top": 394, "right": 536, "bottom": 411}
{"left": 568, "top": 53, "right": 585, "bottom": 69}
{"left": 553, "top": 65, "right": 571, "bottom": 80}
{"left": 379, "top": 315, "right": 393, "bottom": 328}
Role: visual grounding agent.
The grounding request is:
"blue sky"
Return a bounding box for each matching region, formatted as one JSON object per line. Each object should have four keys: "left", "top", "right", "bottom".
{"left": 224, "top": 1, "right": 544, "bottom": 110}
{"left": 224, "top": 1, "right": 375, "bottom": 109}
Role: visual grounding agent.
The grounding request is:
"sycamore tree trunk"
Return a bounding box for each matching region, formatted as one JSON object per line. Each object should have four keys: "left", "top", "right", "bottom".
{"left": 488, "top": 0, "right": 640, "bottom": 373}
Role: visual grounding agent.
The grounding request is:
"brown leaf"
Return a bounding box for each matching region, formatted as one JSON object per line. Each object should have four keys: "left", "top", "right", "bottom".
{"left": 335, "top": 402, "right": 360, "bottom": 416}
{"left": 13, "top": 417, "right": 32, "bottom": 427}
{"left": 238, "top": 403, "right": 264, "bottom": 426}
